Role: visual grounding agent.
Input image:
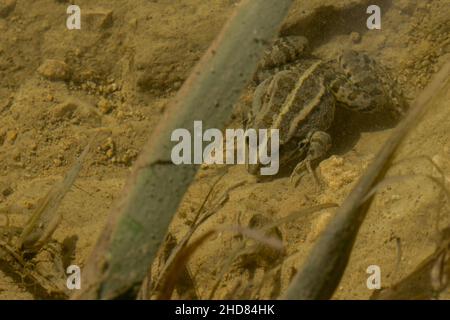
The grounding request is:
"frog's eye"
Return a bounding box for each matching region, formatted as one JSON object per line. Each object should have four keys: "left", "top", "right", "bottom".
{"left": 363, "top": 54, "right": 371, "bottom": 64}
{"left": 298, "top": 140, "right": 308, "bottom": 150}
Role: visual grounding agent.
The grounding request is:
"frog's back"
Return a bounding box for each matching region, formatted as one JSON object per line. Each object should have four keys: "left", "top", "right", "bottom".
{"left": 251, "top": 59, "right": 336, "bottom": 145}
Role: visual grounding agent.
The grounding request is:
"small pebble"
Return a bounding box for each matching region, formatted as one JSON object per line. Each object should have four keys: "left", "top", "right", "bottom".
{"left": 51, "top": 100, "right": 79, "bottom": 119}
{"left": 1, "top": 185, "right": 13, "bottom": 197}
{"left": 0, "top": 0, "right": 16, "bottom": 18}
{"left": 97, "top": 97, "right": 113, "bottom": 114}
{"left": 350, "top": 31, "right": 361, "bottom": 44}
{"left": 37, "top": 59, "right": 71, "bottom": 81}
{"left": 5, "top": 130, "right": 17, "bottom": 144}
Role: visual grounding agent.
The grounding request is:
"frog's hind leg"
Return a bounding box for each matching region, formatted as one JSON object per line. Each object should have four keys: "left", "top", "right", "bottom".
{"left": 254, "top": 36, "right": 310, "bottom": 83}
{"left": 259, "top": 36, "right": 310, "bottom": 70}
{"left": 290, "top": 131, "right": 331, "bottom": 188}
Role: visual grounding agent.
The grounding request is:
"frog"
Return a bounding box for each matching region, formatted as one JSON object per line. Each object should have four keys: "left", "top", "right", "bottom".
{"left": 245, "top": 36, "right": 407, "bottom": 186}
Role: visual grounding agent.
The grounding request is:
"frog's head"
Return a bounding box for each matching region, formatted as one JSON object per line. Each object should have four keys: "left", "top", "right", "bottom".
{"left": 337, "top": 50, "right": 375, "bottom": 79}
{"left": 336, "top": 49, "right": 408, "bottom": 116}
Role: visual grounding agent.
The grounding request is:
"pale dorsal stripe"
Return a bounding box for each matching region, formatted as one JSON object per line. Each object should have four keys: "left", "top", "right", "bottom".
{"left": 288, "top": 82, "right": 325, "bottom": 138}
{"left": 273, "top": 60, "right": 322, "bottom": 135}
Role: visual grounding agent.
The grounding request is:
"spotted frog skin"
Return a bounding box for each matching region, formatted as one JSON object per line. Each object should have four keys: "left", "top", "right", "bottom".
{"left": 246, "top": 36, "right": 406, "bottom": 185}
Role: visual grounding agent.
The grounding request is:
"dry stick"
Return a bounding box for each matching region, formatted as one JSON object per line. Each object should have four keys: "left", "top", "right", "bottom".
{"left": 156, "top": 230, "right": 216, "bottom": 300}
{"left": 262, "top": 203, "right": 338, "bottom": 232}
{"left": 74, "top": 0, "right": 294, "bottom": 300}
{"left": 151, "top": 179, "right": 245, "bottom": 297}
{"left": 207, "top": 203, "right": 337, "bottom": 299}
{"left": 147, "top": 173, "right": 228, "bottom": 295}
{"left": 18, "top": 139, "right": 93, "bottom": 253}
{"left": 142, "top": 173, "right": 233, "bottom": 299}
{"left": 208, "top": 242, "right": 246, "bottom": 299}
{"left": 0, "top": 138, "right": 95, "bottom": 297}
{"left": 0, "top": 240, "right": 64, "bottom": 296}
{"left": 372, "top": 226, "right": 450, "bottom": 300}
{"left": 283, "top": 61, "right": 450, "bottom": 300}
{"left": 156, "top": 224, "right": 284, "bottom": 300}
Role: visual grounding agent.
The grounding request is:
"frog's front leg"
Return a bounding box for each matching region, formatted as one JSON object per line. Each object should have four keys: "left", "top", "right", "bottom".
{"left": 290, "top": 131, "right": 331, "bottom": 187}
